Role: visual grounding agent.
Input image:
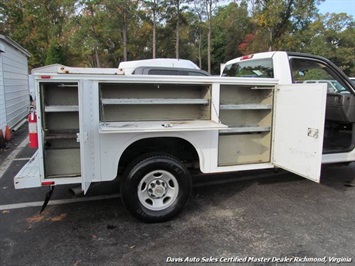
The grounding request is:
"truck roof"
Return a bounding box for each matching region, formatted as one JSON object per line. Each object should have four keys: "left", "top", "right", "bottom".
{"left": 118, "top": 58, "right": 200, "bottom": 75}
{"left": 223, "top": 52, "right": 277, "bottom": 66}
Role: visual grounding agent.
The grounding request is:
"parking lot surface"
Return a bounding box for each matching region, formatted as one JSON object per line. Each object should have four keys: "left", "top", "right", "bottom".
{"left": 0, "top": 126, "right": 354, "bottom": 265}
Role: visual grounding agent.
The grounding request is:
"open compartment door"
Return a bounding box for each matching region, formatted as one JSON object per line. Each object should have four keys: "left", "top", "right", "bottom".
{"left": 272, "top": 84, "right": 327, "bottom": 182}
{"left": 80, "top": 81, "right": 96, "bottom": 193}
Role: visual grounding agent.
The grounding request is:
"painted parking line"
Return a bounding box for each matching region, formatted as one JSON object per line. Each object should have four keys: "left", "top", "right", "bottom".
{"left": 0, "top": 193, "right": 120, "bottom": 211}
{"left": 13, "top": 158, "right": 32, "bottom": 161}
{"left": 0, "top": 137, "right": 29, "bottom": 179}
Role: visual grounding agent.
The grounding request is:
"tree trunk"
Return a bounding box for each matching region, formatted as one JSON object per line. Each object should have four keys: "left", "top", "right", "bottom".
{"left": 153, "top": 8, "right": 156, "bottom": 58}
{"left": 94, "top": 47, "right": 100, "bottom": 67}
{"left": 176, "top": 21, "right": 179, "bottom": 59}
{"left": 198, "top": 32, "right": 202, "bottom": 68}
{"left": 175, "top": 1, "right": 180, "bottom": 59}
{"left": 123, "top": 11, "right": 128, "bottom": 61}
{"left": 207, "top": 21, "right": 211, "bottom": 73}
{"left": 207, "top": 1, "right": 212, "bottom": 73}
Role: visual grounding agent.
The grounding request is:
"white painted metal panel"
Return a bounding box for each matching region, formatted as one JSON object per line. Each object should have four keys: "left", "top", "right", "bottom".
{"left": 1, "top": 41, "right": 29, "bottom": 128}
{"left": 80, "top": 80, "right": 97, "bottom": 193}
{"left": 0, "top": 52, "right": 6, "bottom": 131}
{"left": 272, "top": 84, "right": 327, "bottom": 182}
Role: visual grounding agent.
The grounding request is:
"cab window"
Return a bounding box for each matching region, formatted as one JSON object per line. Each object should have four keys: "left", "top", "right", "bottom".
{"left": 222, "top": 59, "right": 274, "bottom": 78}
{"left": 290, "top": 59, "right": 347, "bottom": 93}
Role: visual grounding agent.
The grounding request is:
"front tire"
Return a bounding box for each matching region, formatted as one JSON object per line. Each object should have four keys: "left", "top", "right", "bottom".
{"left": 120, "top": 153, "right": 192, "bottom": 223}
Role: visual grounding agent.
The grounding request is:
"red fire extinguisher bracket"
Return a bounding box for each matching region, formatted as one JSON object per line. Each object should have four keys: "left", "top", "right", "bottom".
{"left": 28, "top": 110, "right": 39, "bottom": 148}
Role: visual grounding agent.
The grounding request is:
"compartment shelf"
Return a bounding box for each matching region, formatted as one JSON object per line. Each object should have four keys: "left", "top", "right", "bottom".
{"left": 220, "top": 104, "right": 272, "bottom": 110}
{"left": 45, "top": 105, "right": 79, "bottom": 112}
{"left": 102, "top": 98, "right": 209, "bottom": 105}
{"left": 99, "top": 120, "right": 227, "bottom": 133}
{"left": 45, "top": 132, "right": 78, "bottom": 140}
{"left": 219, "top": 126, "right": 271, "bottom": 134}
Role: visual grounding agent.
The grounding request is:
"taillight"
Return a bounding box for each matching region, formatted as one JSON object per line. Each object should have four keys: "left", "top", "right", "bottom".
{"left": 241, "top": 54, "right": 254, "bottom": 60}
{"left": 42, "top": 181, "right": 55, "bottom": 186}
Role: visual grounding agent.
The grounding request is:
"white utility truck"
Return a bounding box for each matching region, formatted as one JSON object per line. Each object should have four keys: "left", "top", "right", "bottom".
{"left": 15, "top": 52, "right": 355, "bottom": 222}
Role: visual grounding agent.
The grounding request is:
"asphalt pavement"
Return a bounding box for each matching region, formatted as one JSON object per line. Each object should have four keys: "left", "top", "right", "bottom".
{"left": 0, "top": 124, "right": 354, "bottom": 266}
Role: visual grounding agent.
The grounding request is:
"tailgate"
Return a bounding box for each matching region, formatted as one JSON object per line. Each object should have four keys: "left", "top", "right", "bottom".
{"left": 14, "top": 151, "right": 41, "bottom": 189}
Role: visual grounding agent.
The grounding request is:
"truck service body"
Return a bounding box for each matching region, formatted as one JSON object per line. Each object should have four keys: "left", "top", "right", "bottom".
{"left": 15, "top": 52, "right": 355, "bottom": 222}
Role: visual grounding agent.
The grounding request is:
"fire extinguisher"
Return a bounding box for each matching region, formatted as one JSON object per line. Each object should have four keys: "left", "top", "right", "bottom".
{"left": 28, "top": 108, "right": 38, "bottom": 148}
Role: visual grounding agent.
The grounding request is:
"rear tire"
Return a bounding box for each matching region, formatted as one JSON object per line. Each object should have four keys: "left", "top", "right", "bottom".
{"left": 120, "top": 153, "right": 191, "bottom": 223}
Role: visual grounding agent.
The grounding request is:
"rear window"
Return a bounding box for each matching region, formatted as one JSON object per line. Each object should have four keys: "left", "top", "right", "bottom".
{"left": 148, "top": 69, "right": 179, "bottom": 75}
{"left": 186, "top": 71, "right": 209, "bottom": 76}
{"left": 222, "top": 59, "right": 274, "bottom": 78}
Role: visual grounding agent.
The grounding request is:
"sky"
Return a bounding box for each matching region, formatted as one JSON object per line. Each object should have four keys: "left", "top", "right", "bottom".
{"left": 317, "top": 0, "right": 355, "bottom": 17}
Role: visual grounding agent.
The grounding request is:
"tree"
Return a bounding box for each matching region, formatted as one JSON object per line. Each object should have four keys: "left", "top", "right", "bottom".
{"left": 211, "top": 2, "right": 252, "bottom": 73}
{"left": 190, "top": 2, "right": 206, "bottom": 68}
{"left": 284, "top": 12, "right": 355, "bottom": 75}
{"left": 104, "top": 0, "right": 139, "bottom": 62}
{"left": 0, "top": 0, "right": 76, "bottom": 68}
{"left": 163, "top": 0, "right": 191, "bottom": 59}
{"left": 142, "top": 0, "right": 164, "bottom": 58}
{"left": 45, "top": 42, "right": 66, "bottom": 65}
{"left": 2, "top": 0, "right": 353, "bottom": 76}
{"left": 251, "top": 0, "right": 322, "bottom": 51}
{"left": 203, "top": 0, "right": 219, "bottom": 73}
{"left": 71, "top": 0, "right": 107, "bottom": 67}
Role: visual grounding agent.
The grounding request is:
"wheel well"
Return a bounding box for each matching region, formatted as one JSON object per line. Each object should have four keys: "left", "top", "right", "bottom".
{"left": 118, "top": 137, "right": 199, "bottom": 174}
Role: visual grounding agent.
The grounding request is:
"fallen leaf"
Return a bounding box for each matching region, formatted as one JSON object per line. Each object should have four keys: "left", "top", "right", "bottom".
{"left": 27, "top": 214, "right": 45, "bottom": 223}
{"left": 48, "top": 213, "right": 67, "bottom": 222}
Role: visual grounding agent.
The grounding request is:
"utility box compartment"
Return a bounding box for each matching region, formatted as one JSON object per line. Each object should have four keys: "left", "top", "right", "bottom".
{"left": 218, "top": 85, "right": 273, "bottom": 165}
{"left": 40, "top": 82, "right": 81, "bottom": 179}
{"left": 99, "top": 83, "right": 211, "bottom": 122}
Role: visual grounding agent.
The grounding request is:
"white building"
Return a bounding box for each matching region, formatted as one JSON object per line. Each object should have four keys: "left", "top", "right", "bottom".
{"left": 0, "top": 35, "right": 31, "bottom": 132}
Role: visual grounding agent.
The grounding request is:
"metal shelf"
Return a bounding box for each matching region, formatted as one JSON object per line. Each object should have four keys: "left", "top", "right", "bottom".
{"left": 99, "top": 120, "right": 227, "bottom": 133}
{"left": 219, "top": 104, "right": 272, "bottom": 110}
{"left": 44, "top": 105, "right": 79, "bottom": 112}
{"left": 45, "top": 133, "right": 78, "bottom": 140}
{"left": 101, "top": 98, "right": 209, "bottom": 105}
{"left": 219, "top": 126, "right": 271, "bottom": 135}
